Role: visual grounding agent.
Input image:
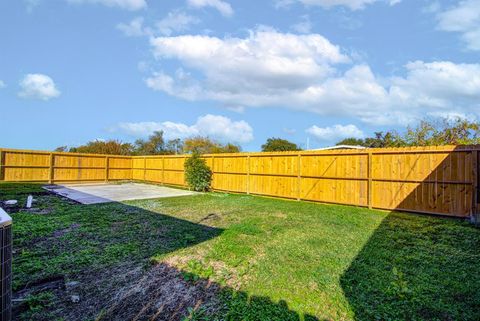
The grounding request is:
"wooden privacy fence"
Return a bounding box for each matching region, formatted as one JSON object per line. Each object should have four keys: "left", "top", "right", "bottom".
{"left": 0, "top": 149, "right": 132, "bottom": 183}
{"left": 1, "top": 146, "right": 479, "bottom": 218}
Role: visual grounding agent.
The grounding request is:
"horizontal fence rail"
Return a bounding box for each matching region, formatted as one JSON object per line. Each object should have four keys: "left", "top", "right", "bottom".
{"left": 1, "top": 146, "right": 479, "bottom": 218}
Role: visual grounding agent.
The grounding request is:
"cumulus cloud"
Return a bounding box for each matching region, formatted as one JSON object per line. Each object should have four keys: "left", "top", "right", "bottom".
{"left": 66, "top": 0, "right": 146, "bottom": 10}
{"left": 145, "top": 28, "right": 480, "bottom": 125}
{"left": 437, "top": 0, "right": 480, "bottom": 51}
{"left": 117, "top": 17, "right": 149, "bottom": 36}
{"left": 276, "top": 0, "right": 401, "bottom": 10}
{"left": 389, "top": 61, "right": 480, "bottom": 108}
{"left": 117, "top": 114, "right": 253, "bottom": 143}
{"left": 18, "top": 74, "right": 61, "bottom": 101}
{"left": 117, "top": 12, "right": 199, "bottom": 38}
{"left": 187, "top": 0, "right": 233, "bottom": 16}
{"left": 147, "top": 28, "right": 350, "bottom": 101}
{"left": 291, "top": 15, "right": 312, "bottom": 33}
{"left": 156, "top": 11, "right": 200, "bottom": 36}
{"left": 307, "top": 124, "right": 364, "bottom": 142}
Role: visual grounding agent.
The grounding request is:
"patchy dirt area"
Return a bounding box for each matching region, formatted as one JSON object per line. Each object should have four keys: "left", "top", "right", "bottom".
{"left": 13, "top": 260, "right": 222, "bottom": 321}
{"left": 6, "top": 183, "right": 224, "bottom": 321}
{"left": 98, "top": 263, "right": 221, "bottom": 321}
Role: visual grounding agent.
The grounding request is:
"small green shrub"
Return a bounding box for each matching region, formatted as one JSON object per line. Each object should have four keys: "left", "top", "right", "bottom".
{"left": 184, "top": 152, "right": 212, "bottom": 192}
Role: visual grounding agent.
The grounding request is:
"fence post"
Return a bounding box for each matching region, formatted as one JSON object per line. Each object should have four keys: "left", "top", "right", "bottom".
{"left": 49, "top": 153, "right": 54, "bottom": 184}
{"left": 367, "top": 152, "right": 373, "bottom": 209}
{"left": 143, "top": 157, "right": 147, "bottom": 181}
{"left": 297, "top": 154, "right": 301, "bottom": 201}
{"left": 246, "top": 155, "right": 250, "bottom": 194}
{"left": 472, "top": 150, "right": 479, "bottom": 224}
{"left": 105, "top": 156, "right": 109, "bottom": 182}
{"left": 162, "top": 156, "right": 165, "bottom": 185}
{"left": 211, "top": 155, "right": 215, "bottom": 190}
{"left": 0, "top": 149, "right": 4, "bottom": 181}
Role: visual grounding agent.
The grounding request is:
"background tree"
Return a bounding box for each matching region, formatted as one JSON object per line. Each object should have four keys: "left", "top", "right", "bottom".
{"left": 363, "top": 131, "right": 405, "bottom": 148}
{"left": 404, "top": 118, "right": 480, "bottom": 146}
{"left": 54, "top": 146, "right": 68, "bottom": 152}
{"left": 222, "top": 143, "right": 242, "bottom": 153}
{"left": 334, "top": 117, "right": 480, "bottom": 148}
{"left": 335, "top": 138, "right": 365, "bottom": 146}
{"left": 183, "top": 136, "right": 241, "bottom": 154}
{"left": 68, "top": 140, "right": 134, "bottom": 155}
{"left": 165, "top": 138, "right": 184, "bottom": 155}
{"left": 134, "top": 130, "right": 172, "bottom": 155}
{"left": 261, "top": 137, "right": 301, "bottom": 152}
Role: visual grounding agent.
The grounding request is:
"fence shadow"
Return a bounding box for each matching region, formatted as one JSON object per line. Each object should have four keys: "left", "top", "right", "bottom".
{"left": 340, "top": 211, "right": 480, "bottom": 321}
{"left": 10, "top": 190, "right": 223, "bottom": 320}
{"left": 10, "top": 188, "right": 322, "bottom": 321}
{"left": 384, "top": 146, "right": 478, "bottom": 218}
{"left": 95, "top": 262, "right": 321, "bottom": 321}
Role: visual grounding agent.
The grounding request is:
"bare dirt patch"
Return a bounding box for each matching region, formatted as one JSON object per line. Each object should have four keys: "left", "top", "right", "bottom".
{"left": 13, "top": 261, "right": 222, "bottom": 321}
{"left": 97, "top": 263, "right": 221, "bottom": 321}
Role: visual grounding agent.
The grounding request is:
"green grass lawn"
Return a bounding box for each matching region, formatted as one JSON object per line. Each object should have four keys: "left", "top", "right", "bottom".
{"left": 2, "top": 182, "right": 480, "bottom": 321}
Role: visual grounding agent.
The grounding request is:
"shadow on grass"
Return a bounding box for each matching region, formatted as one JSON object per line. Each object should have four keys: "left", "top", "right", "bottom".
{"left": 9, "top": 187, "right": 321, "bottom": 321}
{"left": 9, "top": 187, "right": 225, "bottom": 320}
{"left": 340, "top": 212, "right": 480, "bottom": 321}
{"left": 96, "top": 262, "right": 321, "bottom": 321}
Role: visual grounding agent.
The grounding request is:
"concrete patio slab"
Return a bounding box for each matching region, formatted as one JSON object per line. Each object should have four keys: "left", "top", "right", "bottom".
{"left": 43, "top": 182, "right": 196, "bottom": 204}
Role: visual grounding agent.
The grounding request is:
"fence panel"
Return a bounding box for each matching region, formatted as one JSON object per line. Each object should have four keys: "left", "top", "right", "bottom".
{"left": 108, "top": 157, "right": 133, "bottom": 180}
{"left": 0, "top": 149, "right": 132, "bottom": 183}
{"left": 1, "top": 150, "right": 50, "bottom": 182}
{"left": 211, "top": 155, "right": 248, "bottom": 193}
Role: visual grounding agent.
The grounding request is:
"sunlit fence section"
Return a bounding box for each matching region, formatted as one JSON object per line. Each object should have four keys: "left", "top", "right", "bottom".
{"left": 0, "top": 149, "right": 132, "bottom": 183}
{"left": 1, "top": 146, "right": 479, "bottom": 218}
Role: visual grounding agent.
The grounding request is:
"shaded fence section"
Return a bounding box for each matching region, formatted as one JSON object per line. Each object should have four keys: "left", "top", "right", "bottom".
{"left": 2, "top": 146, "right": 479, "bottom": 218}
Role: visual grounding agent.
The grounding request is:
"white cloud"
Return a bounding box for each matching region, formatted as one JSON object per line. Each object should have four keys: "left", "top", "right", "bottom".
{"left": 156, "top": 11, "right": 200, "bottom": 36}
{"left": 66, "top": 0, "right": 146, "bottom": 10}
{"left": 117, "top": 12, "right": 199, "bottom": 38}
{"left": 18, "top": 74, "right": 61, "bottom": 101}
{"left": 145, "top": 28, "right": 480, "bottom": 126}
{"left": 118, "top": 114, "right": 253, "bottom": 143}
{"left": 25, "top": 0, "right": 40, "bottom": 12}
{"left": 389, "top": 61, "right": 480, "bottom": 108}
{"left": 437, "top": 0, "right": 480, "bottom": 50}
{"left": 291, "top": 16, "right": 312, "bottom": 33}
{"left": 117, "top": 17, "right": 149, "bottom": 37}
{"left": 148, "top": 28, "right": 350, "bottom": 101}
{"left": 0, "top": 80, "right": 5, "bottom": 88}
{"left": 276, "top": 0, "right": 400, "bottom": 10}
{"left": 307, "top": 124, "right": 364, "bottom": 142}
{"left": 187, "top": 0, "right": 234, "bottom": 17}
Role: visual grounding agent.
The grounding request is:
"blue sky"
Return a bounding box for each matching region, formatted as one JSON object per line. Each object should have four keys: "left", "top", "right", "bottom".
{"left": 1, "top": 0, "right": 479, "bottom": 151}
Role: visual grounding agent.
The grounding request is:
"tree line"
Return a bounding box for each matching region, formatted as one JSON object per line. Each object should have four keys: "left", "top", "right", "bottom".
{"left": 55, "top": 131, "right": 242, "bottom": 155}
{"left": 55, "top": 117, "right": 480, "bottom": 155}
{"left": 336, "top": 118, "right": 480, "bottom": 148}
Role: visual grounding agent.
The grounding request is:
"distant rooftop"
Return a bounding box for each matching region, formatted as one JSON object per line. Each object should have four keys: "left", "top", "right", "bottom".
{"left": 310, "top": 145, "right": 366, "bottom": 151}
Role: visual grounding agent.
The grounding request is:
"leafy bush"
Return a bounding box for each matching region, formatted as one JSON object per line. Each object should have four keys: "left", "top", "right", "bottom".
{"left": 184, "top": 152, "right": 212, "bottom": 192}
